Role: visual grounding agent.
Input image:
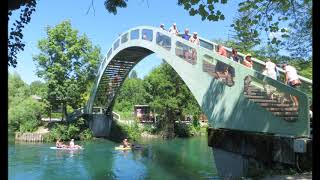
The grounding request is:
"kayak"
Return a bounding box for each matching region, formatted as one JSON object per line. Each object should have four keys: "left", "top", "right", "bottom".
{"left": 115, "top": 146, "right": 131, "bottom": 150}
{"left": 50, "top": 147, "right": 84, "bottom": 150}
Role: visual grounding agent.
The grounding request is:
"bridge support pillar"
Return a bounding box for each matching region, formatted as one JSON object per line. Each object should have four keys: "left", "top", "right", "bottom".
{"left": 208, "top": 128, "right": 312, "bottom": 179}
{"left": 86, "top": 113, "right": 113, "bottom": 137}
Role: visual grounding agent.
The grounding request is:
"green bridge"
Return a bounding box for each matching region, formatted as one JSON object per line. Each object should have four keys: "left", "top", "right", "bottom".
{"left": 70, "top": 26, "right": 312, "bottom": 138}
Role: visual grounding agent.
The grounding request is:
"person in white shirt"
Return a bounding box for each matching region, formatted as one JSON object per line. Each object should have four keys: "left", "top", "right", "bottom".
{"left": 69, "top": 139, "right": 82, "bottom": 149}
{"left": 169, "top": 23, "right": 179, "bottom": 36}
{"left": 265, "top": 59, "right": 277, "bottom": 80}
{"left": 282, "top": 63, "right": 301, "bottom": 106}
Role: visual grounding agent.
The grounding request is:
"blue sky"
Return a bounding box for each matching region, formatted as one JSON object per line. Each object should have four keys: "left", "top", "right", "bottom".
{"left": 9, "top": 0, "right": 241, "bottom": 84}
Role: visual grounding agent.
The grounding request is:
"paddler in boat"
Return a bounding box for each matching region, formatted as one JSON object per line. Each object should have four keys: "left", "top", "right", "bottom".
{"left": 69, "top": 139, "right": 82, "bottom": 149}
{"left": 122, "top": 138, "right": 131, "bottom": 148}
{"left": 56, "top": 138, "right": 67, "bottom": 148}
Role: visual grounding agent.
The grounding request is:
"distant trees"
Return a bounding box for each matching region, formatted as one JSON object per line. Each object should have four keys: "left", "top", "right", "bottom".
{"left": 8, "top": 73, "right": 45, "bottom": 132}
{"left": 33, "top": 20, "right": 101, "bottom": 120}
{"left": 114, "top": 62, "right": 202, "bottom": 138}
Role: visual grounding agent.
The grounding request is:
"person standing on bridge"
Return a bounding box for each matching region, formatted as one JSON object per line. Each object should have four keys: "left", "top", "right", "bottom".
{"left": 169, "top": 23, "right": 179, "bottom": 36}
{"left": 182, "top": 28, "right": 191, "bottom": 59}
{"left": 243, "top": 54, "right": 253, "bottom": 94}
{"left": 231, "top": 48, "right": 240, "bottom": 63}
{"left": 217, "top": 45, "right": 227, "bottom": 58}
{"left": 189, "top": 32, "right": 200, "bottom": 61}
{"left": 282, "top": 63, "right": 301, "bottom": 106}
{"left": 182, "top": 28, "right": 191, "bottom": 41}
{"left": 265, "top": 59, "right": 277, "bottom": 80}
{"left": 242, "top": 54, "right": 253, "bottom": 69}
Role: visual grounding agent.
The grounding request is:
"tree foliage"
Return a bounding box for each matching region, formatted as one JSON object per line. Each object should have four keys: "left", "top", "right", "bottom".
{"left": 114, "top": 77, "right": 146, "bottom": 112}
{"left": 8, "top": 73, "right": 45, "bottom": 132}
{"left": 33, "top": 20, "right": 101, "bottom": 119}
{"left": 8, "top": 0, "right": 37, "bottom": 67}
{"left": 114, "top": 62, "right": 202, "bottom": 138}
{"left": 232, "top": 0, "right": 312, "bottom": 59}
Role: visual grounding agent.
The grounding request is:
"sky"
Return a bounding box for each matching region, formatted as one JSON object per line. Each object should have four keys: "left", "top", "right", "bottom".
{"left": 8, "top": 0, "right": 241, "bottom": 84}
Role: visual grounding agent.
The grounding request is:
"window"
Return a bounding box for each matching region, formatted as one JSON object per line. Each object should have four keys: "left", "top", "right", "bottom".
{"left": 156, "top": 32, "right": 171, "bottom": 51}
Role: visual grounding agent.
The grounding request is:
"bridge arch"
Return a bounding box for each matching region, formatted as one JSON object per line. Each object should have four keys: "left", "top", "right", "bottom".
{"left": 85, "top": 26, "right": 310, "bottom": 137}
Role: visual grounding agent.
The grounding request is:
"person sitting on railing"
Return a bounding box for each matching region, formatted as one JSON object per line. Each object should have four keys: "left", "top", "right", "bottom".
{"left": 282, "top": 63, "right": 301, "bottom": 106}
{"left": 169, "top": 23, "right": 179, "bottom": 36}
{"left": 243, "top": 54, "right": 253, "bottom": 69}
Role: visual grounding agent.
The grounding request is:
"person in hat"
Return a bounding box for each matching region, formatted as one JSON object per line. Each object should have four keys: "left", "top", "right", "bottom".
{"left": 242, "top": 53, "right": 253, "bottom": 69}
{"left": 282, "top": 63, "right": 301, "bottom": 106}
{"left": 189, "top": 32, "right": 200, "bottom": 45}
{"left": 169, "top": 23, "right": 179, "bottom": 36}
{"left": 189, "top": 32, "right": 200, "bottom": 61}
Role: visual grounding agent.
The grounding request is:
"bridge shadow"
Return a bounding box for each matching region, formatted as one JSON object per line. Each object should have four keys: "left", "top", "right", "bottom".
{"left": 201, "top": 77, "right": 275, "bottom": 133}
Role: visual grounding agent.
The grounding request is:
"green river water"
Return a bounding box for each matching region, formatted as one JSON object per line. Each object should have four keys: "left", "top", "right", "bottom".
{"left": 9, "top": 136, "right": 219, "bottom": 180}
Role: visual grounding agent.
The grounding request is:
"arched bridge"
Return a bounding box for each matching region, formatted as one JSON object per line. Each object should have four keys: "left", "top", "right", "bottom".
{"left": 77, "top": 26, "right": 311, "bottom": 138}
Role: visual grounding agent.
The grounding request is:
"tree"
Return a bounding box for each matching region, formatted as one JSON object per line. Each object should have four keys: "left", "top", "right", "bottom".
{"left": 143, "top": 62, "right": 201, "bottom": 138}
{"left": 129, "top": 70, "right": 138, "bottom": 79}
{"left": 8, "top": 72, "right": 30, "bottom": 107}
{"left": 33, "top": 20, "right": 101, "bottom": 120}
{"left": 30, "top": 80, "right": 47, "bottom": 97}
{"left": 114, "top": 77, "right": 147, "bottom": 112}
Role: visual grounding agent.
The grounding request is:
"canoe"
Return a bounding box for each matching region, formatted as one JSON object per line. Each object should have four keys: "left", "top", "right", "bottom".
{"left": 50, "top": 147, "right": 83, "bottom": 150}
{"left": 115, "top": 146, "right": 131, "bottom": 150}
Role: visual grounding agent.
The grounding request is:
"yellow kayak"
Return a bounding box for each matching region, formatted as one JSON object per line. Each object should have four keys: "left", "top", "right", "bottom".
{"left": 115, "top": 146, "right": 131, "bottom": 150}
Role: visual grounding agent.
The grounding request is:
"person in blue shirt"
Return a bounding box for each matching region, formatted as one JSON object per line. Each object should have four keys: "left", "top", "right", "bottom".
{"left": 182, "top": 28, "right": 191, "bottom": 40}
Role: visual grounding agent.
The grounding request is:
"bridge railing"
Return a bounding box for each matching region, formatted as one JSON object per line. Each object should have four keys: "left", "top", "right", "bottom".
{"left": 196, "top": 35, "right": 312, "bottom": 100}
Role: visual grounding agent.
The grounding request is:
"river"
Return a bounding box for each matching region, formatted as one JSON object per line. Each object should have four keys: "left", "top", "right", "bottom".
{"left": 9, "top": 136, "right": 219, "bottom": 180}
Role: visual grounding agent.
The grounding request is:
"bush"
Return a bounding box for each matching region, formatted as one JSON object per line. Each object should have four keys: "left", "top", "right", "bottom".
{"left": 79, "top": 129, "right": 94, "bottom": 140}
{"left": 8, "top": 97, "right": 43, "bottom": 132}
{"left": 43, "top": 118, "right": 93, "bottom": 142}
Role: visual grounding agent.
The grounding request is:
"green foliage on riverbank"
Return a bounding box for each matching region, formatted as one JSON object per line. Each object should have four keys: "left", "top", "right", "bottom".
{"left": 8, "top": 73, "right": 47, "bottom": 133}
{"left": 43, "top": 118, "right": 93, "bottom": 142}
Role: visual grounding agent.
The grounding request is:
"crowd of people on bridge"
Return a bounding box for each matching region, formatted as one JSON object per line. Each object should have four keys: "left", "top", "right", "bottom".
{"left": 157, "top": 23, "right": 303, "bottom": 107}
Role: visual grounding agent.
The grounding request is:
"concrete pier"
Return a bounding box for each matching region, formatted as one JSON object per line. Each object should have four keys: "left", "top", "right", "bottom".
{"left": 208, "top": 128, "right": 312, "bottom": 178}
{"left": 87, "top": 114, "right": 113, "bottom": 137}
